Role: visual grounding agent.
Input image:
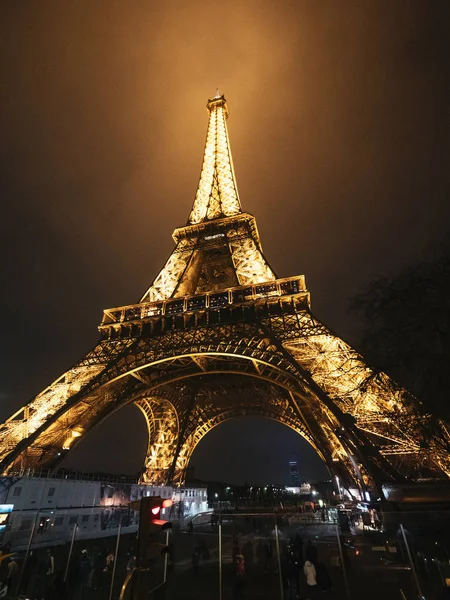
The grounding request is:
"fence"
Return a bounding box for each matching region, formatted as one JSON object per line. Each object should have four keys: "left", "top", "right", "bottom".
{"left": 1, "top": 507, "right": 449, "bottom": 599}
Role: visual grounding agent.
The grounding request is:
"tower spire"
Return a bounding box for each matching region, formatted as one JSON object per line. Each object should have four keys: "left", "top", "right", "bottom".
{"left": 188, "top": 93, "right": 242, "bottom": 224}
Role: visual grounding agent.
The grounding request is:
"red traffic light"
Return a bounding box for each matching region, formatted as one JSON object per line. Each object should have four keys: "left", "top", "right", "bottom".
{"left": 151, "top": 506, "right": 160, "bottom": 516}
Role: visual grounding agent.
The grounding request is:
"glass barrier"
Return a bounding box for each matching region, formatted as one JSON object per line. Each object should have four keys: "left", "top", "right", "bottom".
{"left": 159, "top": 514, "right": 219, "bottom": 599}
{"left": 3, "top": 506, "right": 449, "bottom": 599}
{"left": 1, "top": 506, "right": 136, "bottom": 600}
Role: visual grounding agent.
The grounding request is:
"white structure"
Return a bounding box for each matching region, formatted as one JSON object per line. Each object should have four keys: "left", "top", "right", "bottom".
{"left": 172, "top": 486, "right": 208, "bottom": 518}
{"left": 285, "top": 482, "right": 312, "bottom": 495}
{"left": 0, "top": 475, "right": 207, "bottom": 548}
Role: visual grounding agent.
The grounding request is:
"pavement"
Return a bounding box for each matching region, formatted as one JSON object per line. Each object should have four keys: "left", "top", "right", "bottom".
{"left": 9, "top": 515, "right": 447, "bottom": 599}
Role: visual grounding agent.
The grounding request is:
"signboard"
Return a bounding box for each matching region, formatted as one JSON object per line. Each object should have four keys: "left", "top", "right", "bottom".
{"left": 0, "top": 504, "right": 13, "bottom": 541}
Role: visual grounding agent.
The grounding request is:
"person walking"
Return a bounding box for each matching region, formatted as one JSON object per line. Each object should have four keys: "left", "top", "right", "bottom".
{"left": 4, "top": 556, "right": 19, "bottom": 598}
{"left": 20, "top": 548, "right": 37, "bottom": 598}
{"left": 294, "top": 533, "right": 303, "bottom": 562}
{"left": 439, "top": 578, "right": 450, "bottom": 600}
{"left": 188, "top": 520, "right": 194, "bottom": 536}
{"left": 263, "top": 537, "right": 273, "bottom": 572}
{"left": 284, "top": 550, "right": 300, "bottom": 599}
{"left": 91, "top": 547, "right": 106, "bottom": 591}
{"left": 316, "top": 561, "right": 333, "bottom": 592}
{"left": 304, "top": 558, "right": 318, "bottom": 599}
{"left": 47, "top": 571, "right": 67, "bottom": 600}
{"left": 74, "top": 549, "right": 91, "bottom": 600}
{"left": 234, "top": 554, "right": 246, "bottom": 599}
{"left": 305, "top": 540, "right": 318, "bottom": 564}
{"left": 35, "top": 548, "right": 54, "bottom": 600}
{"left": 232, "top": 535, "right": 240, "bottom": 562}
{"left": 192, "top": 542, "right": 201, "bottom": 576}
{"left": 102, "top": 549, "right": 114, "bottom": 593}
{"left": 126, "top": 554, "right": 137, "bottom": 573}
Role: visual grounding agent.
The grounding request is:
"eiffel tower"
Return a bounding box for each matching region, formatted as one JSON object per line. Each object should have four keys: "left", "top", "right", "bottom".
{"left": 1, "top": 93, "right": 449, "bottom": 496}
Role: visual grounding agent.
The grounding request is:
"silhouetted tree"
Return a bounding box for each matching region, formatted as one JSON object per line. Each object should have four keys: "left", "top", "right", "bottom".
{"left": 351, "top": 241, "right": 450, "bottom": 423}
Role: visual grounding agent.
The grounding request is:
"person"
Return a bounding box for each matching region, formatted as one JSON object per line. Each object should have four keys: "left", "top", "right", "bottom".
{"left": 188, "top": 520, "right": 194, "bottom": 535}
{"left": 126, "top": 555, "right": 137, "bottom": 573}
{"left": 6, "top": 556, "right": 19, "bottom": 592}
{"left": 0, "top": 548, "right": 14, "bottom": 590}
{"left": 285, "top": 549, "right": 300, "bottom": 599}
{"left": 315, "top": 561, "right": 333, "bottom": 592}
{"left": 199, "top": 539, "right": 209, "bottom": 562}
{"left": 192, "top": 542, "right": 201, "bottom": 576}
{"left": 439, "top": 578, "right": 450, "bottom": 600}
{"left": 232, "top": 535, "right": 240, "bottom": 562}
{"left": 92, "top": 547, "right": 106, "bottom": 591}
{"left": 35, "top": 548, "right": 54, "bottom": 599}
{"left": 305, "top": 540, "right": 318, "bottom": 564}
{"left": 0, "top": 556, "right": 19, "bottom": 599}
{"left": 20, "top": 549, "right": 37, "bottom": 598}
{"left": 304, "top": 559, "right": 318, "bottom": 598}
{"left": 242, "top": 539, "right": 253, "bottom": 573}
{"left": 47, "top": 570, "right": 67, "bottom": 600}
{"left": 102, "top": 549, "right": 114, "bottom": 592}
{"left": 263, "top": 537, "right": 273, "bottom": 572}
{"left": 105, "top": 550, "right": 114, "bottom": 570}
{"left": 74, "top": 549, "right": 91, "bottom": 599}
{"left": 294, "top": 533, "right": 303, "bottom": 561}
{"left": 234, "top": 554, "right": 245, "bottom": 599}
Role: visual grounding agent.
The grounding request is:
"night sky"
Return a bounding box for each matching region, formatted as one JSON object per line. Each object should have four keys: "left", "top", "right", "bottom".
{"left": 1, "top": 1, "right": 450, "bottom": 485}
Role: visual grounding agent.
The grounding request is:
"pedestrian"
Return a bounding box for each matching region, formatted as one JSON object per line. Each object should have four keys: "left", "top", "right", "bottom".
{"left": 304, "top": 558, "right": 318, "bottom": 598}
{"left": 105, "top": 550, "right": 115, "bottom": 570}
{"left": 47, "top": 571, "right": 67, "bottom": 600}
{"left": 192, "top": 542, "right": 201, "bottom": 576}
{"left": 285, "top": 550, "right": 300, "bottom": 598}
{"left": 92, "top": 547, "right": 106, "bottom": 591}
{"left": 263, "top": 537, "right": 273, "bottom": 572}
{"left": 199, "top": 539, "right": 210, "bottom": 562}
{"left": 305, "top": 540, "right": 318, "bottom": 564}
{"left": 294, "top": 533, "right": 303, "bottom": 561}
{"left": 20, "top": 549, "right": 37, "bottom": 598}
{"left": 74, "top": 549, "right": 91, "bottom": 599}
{"left": 242, "top": 540, "right": 253, "bottom": 572}
{"left": 126, "top": 555, "right": 137, "bottom": 573}
{"left": 439, "top": 578, "right": 450, "bottom": 600}
{"left": 234, "top": 554, "right": 246, "bottom": 599}
{"left": 102, "top": 549, "right": 114, "bottom": 592}
{"left": 35, "top": 548, "right": 54, "bottom": 599}
{"left": 3, "top": 556, "right": 19, "bottom": 598}
{"left": 188, "top": 520, "right": 194, "bottom": 535}
{"left": 316, "top": 562, "right": 333, "bottom": 592}
{"left": 232, "top": 535, "right": 240, "bottom": 562}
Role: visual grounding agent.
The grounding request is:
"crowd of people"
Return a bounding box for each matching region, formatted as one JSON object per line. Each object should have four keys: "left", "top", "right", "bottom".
{"left": 0, "top": 543, "right": 120, "bottom": 600}
{"left": 230, "top": 534, "right": 332, "bottom": 599}
{"left": 186, "top": 529, "right": 333, "bottom": 600}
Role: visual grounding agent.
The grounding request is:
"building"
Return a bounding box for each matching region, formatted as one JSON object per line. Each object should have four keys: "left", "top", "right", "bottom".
{"left": 0, "top": 473, "right": 208, "bottom": 548}
{"left": 286, "top": 482, "right": 311, "bottom": 496}
{"left": 289, "top": 461, "right": 300, "bottom": 486}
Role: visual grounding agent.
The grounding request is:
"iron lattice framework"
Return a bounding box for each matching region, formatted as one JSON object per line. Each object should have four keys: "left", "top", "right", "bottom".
{"left": 1, "top": 93, "right": 449, "bottom": 495}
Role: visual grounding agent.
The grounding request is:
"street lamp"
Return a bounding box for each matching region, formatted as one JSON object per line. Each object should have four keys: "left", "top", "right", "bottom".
{"left": 335, "top": 475, "right": 341, "bottom": 496}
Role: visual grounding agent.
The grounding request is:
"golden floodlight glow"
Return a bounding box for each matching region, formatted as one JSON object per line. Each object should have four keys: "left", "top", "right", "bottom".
{"left": 189, "top": 94, "right": 241, "bottom": 224}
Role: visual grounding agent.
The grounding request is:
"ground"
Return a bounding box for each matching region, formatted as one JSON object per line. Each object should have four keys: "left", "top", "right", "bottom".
{"left": 11, "top": 514, "right": 446, "bottom": 599}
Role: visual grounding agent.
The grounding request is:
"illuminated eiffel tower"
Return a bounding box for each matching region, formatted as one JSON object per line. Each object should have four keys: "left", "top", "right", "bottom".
{"left": 1, "top": 93, "right": 449, "bottom": 496}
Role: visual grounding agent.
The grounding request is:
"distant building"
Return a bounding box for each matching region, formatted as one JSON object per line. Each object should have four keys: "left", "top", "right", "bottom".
{"left": 286, "top": 481, "right": 311, "bottom": 495}
{"left": 289, "top": 461, "right": 300, "bottom": 486}
{"left": 0, "top": 473, "right": 208, "bottom": 548}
